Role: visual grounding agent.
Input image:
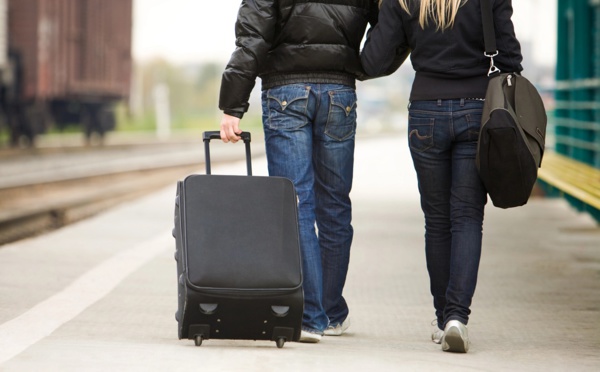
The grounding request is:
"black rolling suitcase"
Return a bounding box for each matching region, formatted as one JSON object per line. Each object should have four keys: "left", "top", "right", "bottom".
{"left": 173, "top": 131, "right": 303, "bottom": 348}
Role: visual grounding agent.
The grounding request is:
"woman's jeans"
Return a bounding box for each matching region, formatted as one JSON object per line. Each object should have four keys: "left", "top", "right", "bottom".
{"left": 261, "top": 83, "right": 356, "bottom": 333}
{"left": 408, "top": 99, "right": 487, "bottom": 329}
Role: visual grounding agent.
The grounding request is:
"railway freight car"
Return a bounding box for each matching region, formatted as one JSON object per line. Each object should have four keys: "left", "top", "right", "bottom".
{"left": 0, "top": 0, "right": 132, "bottom": 146}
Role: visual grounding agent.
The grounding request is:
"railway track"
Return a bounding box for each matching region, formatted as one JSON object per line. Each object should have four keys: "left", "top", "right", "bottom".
{"left": 0, "top": 139, "right": 264, "bottom": 246}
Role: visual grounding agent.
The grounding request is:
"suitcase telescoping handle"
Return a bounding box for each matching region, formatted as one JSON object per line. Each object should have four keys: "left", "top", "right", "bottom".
{"left": 202, "top": 131, "right": 252, "bottom": 175}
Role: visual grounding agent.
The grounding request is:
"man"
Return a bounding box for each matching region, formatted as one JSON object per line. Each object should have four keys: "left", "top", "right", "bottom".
{"left": 219, "top": 0, "right": 406, "bottom": 343}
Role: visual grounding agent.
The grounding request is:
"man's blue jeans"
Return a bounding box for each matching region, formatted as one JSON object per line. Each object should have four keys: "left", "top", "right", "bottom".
{"left": 407, "top": 99, "right": 487, "bottom": 329}
{"left": 261, "top": 83, "right": 356, "bottom": 333}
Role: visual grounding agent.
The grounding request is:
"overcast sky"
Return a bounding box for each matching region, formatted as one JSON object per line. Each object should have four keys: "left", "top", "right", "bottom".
{"left": 132, "top": 0, "right": 557, "bottom": 67}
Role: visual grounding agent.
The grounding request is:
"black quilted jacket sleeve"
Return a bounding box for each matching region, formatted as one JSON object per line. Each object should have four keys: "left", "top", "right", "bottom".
{"left": 219, "top": 0, "right": 278, "bottom": 118}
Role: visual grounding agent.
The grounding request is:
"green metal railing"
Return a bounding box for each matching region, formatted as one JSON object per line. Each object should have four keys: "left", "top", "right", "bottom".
{"left": 541, "top": 0, "right": 600, "bottom": 221}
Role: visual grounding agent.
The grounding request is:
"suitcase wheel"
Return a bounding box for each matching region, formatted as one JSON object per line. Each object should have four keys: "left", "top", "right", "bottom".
{"left": 276, "top": 337, "right": 285, "bottom": 349}
{"left": 194, "top": 335, "right": 203, "bottom": 347}
{"left": 271, "top": 306, "right": 290, "bottom": 317}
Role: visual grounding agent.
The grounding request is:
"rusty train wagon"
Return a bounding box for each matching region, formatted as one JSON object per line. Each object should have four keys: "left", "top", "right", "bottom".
{"left": 3, "top": 0, "right": 132, "bottom": 145}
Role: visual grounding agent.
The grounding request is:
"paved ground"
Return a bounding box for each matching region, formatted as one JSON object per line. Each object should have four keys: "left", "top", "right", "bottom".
{"left": 0, "top": 135, "right": 599, "bottom": 371}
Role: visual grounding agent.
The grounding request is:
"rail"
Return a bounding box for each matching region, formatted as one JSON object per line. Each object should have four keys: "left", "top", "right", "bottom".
{"left": 0, "top": 140, "right": 265, "bottom": 246}
{"left": 0, "top": 163, "right": 202, "bottom": 246}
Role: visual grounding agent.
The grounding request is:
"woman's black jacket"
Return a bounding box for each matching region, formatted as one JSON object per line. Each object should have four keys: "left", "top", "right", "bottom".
{"left": 361, "top": 0, "right": 523, "bottom": 101}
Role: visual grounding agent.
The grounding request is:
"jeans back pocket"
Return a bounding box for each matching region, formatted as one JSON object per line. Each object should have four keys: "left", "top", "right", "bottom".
{"left": 325, "top": 89, "right": 357, "bottom": 141}
{"left": 264, "top": 85, "right": 310, "bottom": 130}
{"left": 408, "top": 116, "right": 435, "bottom": 152}
{"left": 465, "top": 113, "right": 482, "bottom": 142}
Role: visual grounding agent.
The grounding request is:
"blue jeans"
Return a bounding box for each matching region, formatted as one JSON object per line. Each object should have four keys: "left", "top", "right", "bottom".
{"left": 407, "top": 99, "right": 487, "bottom": 329}
{"left": 261, "top": 83, "right": 356, "bottom": 333}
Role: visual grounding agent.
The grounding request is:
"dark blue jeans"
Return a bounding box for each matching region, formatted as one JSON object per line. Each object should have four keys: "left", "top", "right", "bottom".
{"left": 407, "top": 99, "right": 487, "bottom": 329}
{"left": 261, "top": 83, "right": 356, "bottom": 333}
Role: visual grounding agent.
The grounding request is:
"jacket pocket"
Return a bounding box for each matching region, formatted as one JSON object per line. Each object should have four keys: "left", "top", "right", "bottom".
{"left": 325, "top": 89, "right": 357, "bottom": 141}
{"left": 265, "top": 85, "right": 310, "bottom": 130}
{"left": 408, "top": 116, "right": 435, "bottom": 152}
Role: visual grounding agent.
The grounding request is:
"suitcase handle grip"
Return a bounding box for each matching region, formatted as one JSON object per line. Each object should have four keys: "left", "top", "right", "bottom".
{"left": 203, "top": 131, "right": 251, "bottom": 142}
{"left": 202, "top": 131, "right": 252, "bottom": 176}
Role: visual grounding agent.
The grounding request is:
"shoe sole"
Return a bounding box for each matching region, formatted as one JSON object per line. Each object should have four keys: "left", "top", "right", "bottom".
{"left": 442, "top": 326, "right": 468, "bottom": 353}
{"left": 323, "top": 320, "right": 350, "bottom": 336}
{"left": 432, "top": 328, "right": 444, "bottom": 344}
{"left": 299, "top": 331, "right": 321, "bottom": 343}
{"left": 323, "top": 327, "right": 345, "bottom": 336}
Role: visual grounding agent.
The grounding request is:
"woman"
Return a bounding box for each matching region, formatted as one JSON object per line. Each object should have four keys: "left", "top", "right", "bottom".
{"left": 361, "top": 0, "right": 522, "bottom": 353}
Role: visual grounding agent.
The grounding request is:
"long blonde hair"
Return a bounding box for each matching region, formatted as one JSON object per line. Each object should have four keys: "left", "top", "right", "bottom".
{"left": 397, "top": 0, "right": 467, "bottom": 30}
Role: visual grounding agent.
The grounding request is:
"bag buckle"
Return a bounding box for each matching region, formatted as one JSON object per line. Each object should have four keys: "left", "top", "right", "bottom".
{"left": 485, "top": 51, "right": 501, "bottom": 76}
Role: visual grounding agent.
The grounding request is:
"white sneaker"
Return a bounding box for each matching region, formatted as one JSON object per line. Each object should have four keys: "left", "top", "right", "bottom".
{"left": 324, "top": 318, "right": 351, "bottom": 336}
{"left": 299, "top": 330, "right": 322, "bottom": 343}
{"left": 441, "top": 320, "right": 470, "bottom": 353}
{"left": 431, "top": 320, "right": 444, "bottom": 344}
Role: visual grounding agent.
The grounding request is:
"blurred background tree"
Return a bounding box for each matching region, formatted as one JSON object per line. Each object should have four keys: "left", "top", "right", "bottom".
{"left": 118, "top": 58, "right": 261, "bottom": 136}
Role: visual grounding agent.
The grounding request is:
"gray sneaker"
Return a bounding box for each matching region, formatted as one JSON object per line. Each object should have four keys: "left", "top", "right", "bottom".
{"left": 324, "top": 318, "right": 351, "bottom": 336}
{"left": 431, "top": 320, "right": 444, "bottom": 344}
{"left": 441, "top": 320, "right": 470, "bottom": 353}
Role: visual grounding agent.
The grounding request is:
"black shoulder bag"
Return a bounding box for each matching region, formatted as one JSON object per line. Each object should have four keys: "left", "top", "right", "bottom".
{"left": 476, "top": 0, "right": 547, "bottom": 209}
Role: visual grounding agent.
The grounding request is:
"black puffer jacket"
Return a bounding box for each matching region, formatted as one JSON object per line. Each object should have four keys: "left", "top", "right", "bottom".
{"left": 219, "top": 0, "right": 382, "bottom": 118}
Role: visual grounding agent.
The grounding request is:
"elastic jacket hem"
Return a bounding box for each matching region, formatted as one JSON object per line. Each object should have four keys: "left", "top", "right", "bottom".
{"left": 261, "top": 72, "right": 356, "bottom": 90}
{"left": 409, "top": 73, "right": 490, "bottom": 101}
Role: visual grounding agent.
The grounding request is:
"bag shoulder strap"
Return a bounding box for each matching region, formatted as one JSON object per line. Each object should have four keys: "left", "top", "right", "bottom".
{"left": 480, "top": 0, "right": 497, "bottom": 55}
{"left": 480, "top": 0, "right": 500, "bottom": 75}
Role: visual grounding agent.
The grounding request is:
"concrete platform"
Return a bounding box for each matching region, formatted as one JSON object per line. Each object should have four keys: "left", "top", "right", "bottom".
{"left": 1, "top": 135, "right": 599, "bottom": 371}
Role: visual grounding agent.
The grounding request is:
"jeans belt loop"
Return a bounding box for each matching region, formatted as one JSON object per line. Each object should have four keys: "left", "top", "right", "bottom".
{"left": 437, "top": 99, "right": 442, "bottom": 107}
